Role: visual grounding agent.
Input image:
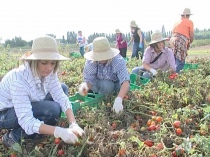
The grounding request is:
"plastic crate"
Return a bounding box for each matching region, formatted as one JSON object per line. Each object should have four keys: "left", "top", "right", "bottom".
{"left": 60, "top": 100, "right": 81, "bottom": 118}
{"left": 183, "top": 63, "right": 198, "bottom": 70}
{"left": 69, "top": 52, "right": 81, "bottom": 58}
{"left": 130, "top": 83, "right": 141, "bottom": 91}
{"left": 61, "top": 93, "right": 103, "bottom": 118}
{"left": 123, "top": 57, "right": 129, "bottom": 61}
{"left": 191, "top": 63, "right": 198, "bottom": 69}
{"left": 130, "top": 73, "right": 150, "bottom": 85}
{"left": 130, "top": 73, "right": 137, "bottom": 84}
{"left": 139, "top": 76, "right": 150, "bottom": 85}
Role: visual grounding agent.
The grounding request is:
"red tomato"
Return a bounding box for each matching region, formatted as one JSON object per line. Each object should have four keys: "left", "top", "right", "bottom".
{"left": 10, "top": 153, "right": 17, "bottom": 157}
{"left": 150, "top": 154, "right": 158, "bottom": 157}
{"left": 156, "top": 116, "right": 163, "bottom": 123}
{"left": 156, "top": 142, "right": 164, "bottom": 150}
{"left": 54, "top": 138, "right": 61, "bottom": 144}
{"left": 144, "top": 140, "right": 154, "bottom": 147}
{"left": 58, "top": 149, "right": 64, "bottom": 155}
{"left": 173, "top": 121, "right": 181, "bottom": 128}
{"left": 176, "top": 128, "right": 183, "bottom": 135}
{"left": 111, "top": 122, "right": 117, "bottom": 129}
{"left": 148, "top": 125, "right": 156, "bottom": 131}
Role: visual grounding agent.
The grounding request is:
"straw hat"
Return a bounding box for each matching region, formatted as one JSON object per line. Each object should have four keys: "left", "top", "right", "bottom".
{"left": 149, "top": 31, "right": 168, "bottom": 45}
{"left": 24, "top": 36, "right": 69, "bottom": 60}
{"left": 130, "top": 21, "right": 138, "bottom": 27}
{"left": 85, "top": 43, "right": 93, "bottom": 52}
{"left": 181, "top": 8, "right": 193, "bottom": 16}
{"left": 115, "top": 29, "right": 121, "bottom": 34}
{"left": 84, "top": 37, "right": 119, "bottom": 61}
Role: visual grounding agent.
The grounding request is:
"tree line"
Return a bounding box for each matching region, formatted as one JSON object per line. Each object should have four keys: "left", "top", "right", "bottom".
{"left": 3, "top": 28, "right": 210, "bottom": 48}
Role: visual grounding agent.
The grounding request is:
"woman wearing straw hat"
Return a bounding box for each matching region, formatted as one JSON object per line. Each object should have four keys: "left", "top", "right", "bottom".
{"left": 128, "top": 21, "right": 144, "bottom": 59}
{"left": 170, "top": 8, "right": 194, "bottom": 73}
{"left": 132, "top": 31, "right": 176, "bottom": 78}
{"left": 78, "top": 37, "right": 130, "bottom": 113}
{"left": 115, "top": 29, "right": 128, "bottom": 58}
{"left": 0, "top": 36, "right": 84, "bottom": 147}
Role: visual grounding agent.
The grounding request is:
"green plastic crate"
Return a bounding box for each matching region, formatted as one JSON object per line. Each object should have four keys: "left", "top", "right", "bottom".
{"left": 60, "top": 100, "right": 81, "bottom": 118}
{"left": 130, "top": 73, "right": 137, "bottom": 84}
{"left": 183, "top": 63, "right": 198, "bottom": 70}
{"left": 191, "top": 63, "right": 198, "bottom": 69}
{"left": 130, "top": 83, "right": 141, "bottom": 91}
{"left": 69, "top": 52, "right": 81, "bottom": 58}
{"left": 130, "top": 74, "right": 150, "bottom": 85}
{"left": 139, "top": 76, "right": 150, "bottom": 85}
{"left": 61, "top": 93, "right": 103, "bottom": 118}
{"left": 123, "top": 57, "right": 129, "bottom": 61}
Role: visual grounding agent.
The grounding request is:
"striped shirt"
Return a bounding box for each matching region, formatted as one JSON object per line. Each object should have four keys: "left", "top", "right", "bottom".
{"left": 0, "top": 63, "right": 72, "bottom": 135}
{"left": 83, "top": 54, "right": 130, "bottom": 85}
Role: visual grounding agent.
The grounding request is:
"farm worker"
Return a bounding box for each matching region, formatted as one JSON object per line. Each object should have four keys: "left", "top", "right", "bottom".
{"left": 0, "top": 36, "right": 84, "bottom": 147}
{"left": 78, "top": 37, "right": 130, "bottom": 113}
{"left": 115, "top": 29, "right": 128, "bottom": 58}
{"left": 170, "top": 8, "right": 194, "bottom": 73}
{"left": 85, "top": 43, "right": 93, "bottom": 53}
{"left": 127, "top": 21, "right": 144, "bottom": 59}
{"left": 76, "top": 30, "right": 88, "bottom": 57}
{"left": 132, "top": 31, "right": 176, "bottom": 78}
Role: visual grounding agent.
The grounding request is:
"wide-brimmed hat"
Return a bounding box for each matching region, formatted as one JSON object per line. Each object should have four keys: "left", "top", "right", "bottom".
{"left": 115, "top": 29, "right": 121, "bottom": 34}
{"left": 149, "top": 31, "right": 168, "bottom": 45}
{"left": 84, "top": 37, "right": 119, "bottom": 61}
{"left": 23, "top": 36, "right": 69, "bottom": 60}
{"left": 130, "top": 21, "right": 138, "bottom": 27}
{"left": 181, "top": 8, "right": 193, "bottom": 16}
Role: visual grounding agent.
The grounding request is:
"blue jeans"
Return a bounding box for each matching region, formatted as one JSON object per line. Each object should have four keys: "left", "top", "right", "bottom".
{"left": 0, "top": 83, "right": 68, "bottom": 143}
{"left": 131, "top": 42, "right": 144, "bottom": 59}
{"left": 80, "top": 46, "right": 85, "bottom": 57}
{"left": 175, "top": 58, "right": 185, "bottom": 73}
{"left": 132, "top": 66, "right": 151, "bottom": 79}
{"left": 92, "top": 80, "right": 121, "bottom": 95}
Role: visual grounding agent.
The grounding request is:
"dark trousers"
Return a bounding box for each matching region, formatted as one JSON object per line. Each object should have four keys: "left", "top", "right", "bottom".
{"left": 119, "top": 47, "right": 127, "bottom": 58}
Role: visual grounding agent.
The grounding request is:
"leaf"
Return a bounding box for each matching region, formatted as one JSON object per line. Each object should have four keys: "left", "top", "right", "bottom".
{"left": 11, "top": 143, "right": 22, "bottom": 154}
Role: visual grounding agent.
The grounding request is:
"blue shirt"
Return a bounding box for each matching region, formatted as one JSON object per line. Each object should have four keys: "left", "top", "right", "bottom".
{"left": 83, "top": 54, "right": 130, "bottom": 85}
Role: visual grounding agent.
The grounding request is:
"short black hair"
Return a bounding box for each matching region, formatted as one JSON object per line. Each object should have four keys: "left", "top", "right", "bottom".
{"left": 78, "top": 31, "right": 82, "bottom": 33}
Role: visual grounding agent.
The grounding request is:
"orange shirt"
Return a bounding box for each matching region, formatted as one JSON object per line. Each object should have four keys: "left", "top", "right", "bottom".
{"left": 172, "top": 18, "right": 194, "bottom": 39}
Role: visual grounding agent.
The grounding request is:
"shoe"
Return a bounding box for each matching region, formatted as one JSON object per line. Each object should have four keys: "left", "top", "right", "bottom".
{"left": 2, "top": 131, "right": 16, "bottom": 147}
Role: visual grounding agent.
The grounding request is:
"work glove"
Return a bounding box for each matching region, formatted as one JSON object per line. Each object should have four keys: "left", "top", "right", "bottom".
{"left": 69, "top": 123, "right": 85, "bottom": 137}
{"left": 139, "top": 43, "right": 143, "bottom": 48}
{"left": 78, "top": 82, "right": 88, "bottom": 96}
{"left": 113, "top": 97, "right": 123, "bottom": 113}
{"left": 54, "top": 127, "right": 78, "bottom": 144}
{"left": 150, "top": 68, "right": 157, "bottom": 76}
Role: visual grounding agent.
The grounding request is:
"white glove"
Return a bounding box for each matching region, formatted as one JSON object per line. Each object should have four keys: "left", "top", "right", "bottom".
{"left": 54, "top": 127, "right": 78, "bottom": 144}
{"left": 78, "top": 82, "right": 88, "bottom": 96}
{"left": 113, "top": 97, "right": 123, "bottom": 113}
{"left": 69, "top": 123, "right": 85, "bottom": 137}
{"left": 150, "top": 68, "right": 157, "bottom": 76}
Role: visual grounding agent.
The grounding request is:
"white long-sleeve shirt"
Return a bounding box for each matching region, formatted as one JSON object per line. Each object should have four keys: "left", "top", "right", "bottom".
{"left": 0, "top": 63, "right": 72, "bottom": 135}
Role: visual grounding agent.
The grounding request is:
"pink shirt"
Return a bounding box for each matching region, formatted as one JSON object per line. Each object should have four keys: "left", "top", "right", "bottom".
{"left": 116, "top": 33, "right": 127, "bottom": 48}
{"left": 143, "top": 46, "right": 176, "bottom": 71}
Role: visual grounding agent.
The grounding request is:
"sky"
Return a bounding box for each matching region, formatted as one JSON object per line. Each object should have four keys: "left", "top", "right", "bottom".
{"left": 0, "top": 0, "right": 209, "bottom": 42}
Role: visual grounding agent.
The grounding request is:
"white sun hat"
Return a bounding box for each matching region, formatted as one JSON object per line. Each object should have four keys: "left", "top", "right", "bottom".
{"left": 24, "top": 36, "right": 70, "bottom": 60}
{"left": 181, "top": 8, "right": 193, "bottom": 16}
{"left": 149, "top": 31, "right": 168, "bottom": 45}
{"left": 84, "top": 37, "right": 119, "bottom": 61}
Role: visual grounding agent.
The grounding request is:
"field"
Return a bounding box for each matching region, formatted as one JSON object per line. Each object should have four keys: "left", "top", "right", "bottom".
{"left": 0, "top": 45, "right": 210, "bottom": 157}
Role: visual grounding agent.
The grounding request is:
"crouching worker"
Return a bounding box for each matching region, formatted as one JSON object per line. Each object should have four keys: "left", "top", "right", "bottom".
{"left": 78, "top": 37, "right": 130, "bottom": 113}
{"left": 132, "top": 31, "right": 176, "bottom": 78}
{"left": 0, "top": 36, "right": 84, "bottom": 147}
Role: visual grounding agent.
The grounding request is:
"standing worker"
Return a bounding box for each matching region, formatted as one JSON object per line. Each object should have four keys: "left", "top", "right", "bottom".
{"left": 170, "top": 8, "right": 194, "bottom": 72}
